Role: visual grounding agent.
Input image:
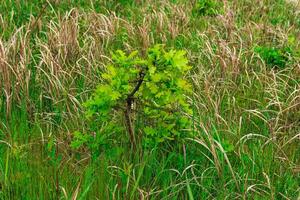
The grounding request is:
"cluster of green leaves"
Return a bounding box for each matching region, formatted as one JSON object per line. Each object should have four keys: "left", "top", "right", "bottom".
{"left": 139, "top": 46, "right": 193, "bottom": 145}
{"left": 72, "top": 45, "right": 192, "bottom": 151}
{"left": 193, "top": 0, "right": 224, "bottom": 17}
{"left": 254, "top": 46, "right": 292, "bottom": 69}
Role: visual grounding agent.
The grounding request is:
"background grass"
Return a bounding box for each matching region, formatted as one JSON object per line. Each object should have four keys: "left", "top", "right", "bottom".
{"left": 0, "top": 0, "right": 299, "bottom": 199}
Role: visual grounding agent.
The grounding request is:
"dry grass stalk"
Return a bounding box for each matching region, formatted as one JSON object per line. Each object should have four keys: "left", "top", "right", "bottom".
{"left": 138, "top": 18, "right": 151, "bottom": 55}
{"left": 0, "top": 40, "right": 12, "bottom": 119}
{"left": 47, "top": 9, "right": 79, "bottom": 64}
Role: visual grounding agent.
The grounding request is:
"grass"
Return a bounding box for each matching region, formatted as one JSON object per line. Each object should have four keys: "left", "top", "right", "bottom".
{"left": 0, "top": 0, "right": 299, "bottom": 199}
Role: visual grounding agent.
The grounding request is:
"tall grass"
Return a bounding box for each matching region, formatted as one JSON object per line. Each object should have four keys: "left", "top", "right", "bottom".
{"left": 0, "top": 0, "right": 299, "bottom": 199}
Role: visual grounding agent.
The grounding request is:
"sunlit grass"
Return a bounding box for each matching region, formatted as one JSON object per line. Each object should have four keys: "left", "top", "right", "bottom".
{"left": 0, "top": 0, "right": 299, "bottom": 199}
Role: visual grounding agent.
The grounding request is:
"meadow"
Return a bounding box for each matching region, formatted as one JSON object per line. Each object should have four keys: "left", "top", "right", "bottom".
{"left": 0, "top": 0, "right": 299, "bottom": 199}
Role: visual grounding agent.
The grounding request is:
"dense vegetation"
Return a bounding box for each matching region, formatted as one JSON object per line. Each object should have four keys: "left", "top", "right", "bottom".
{"left": 0, "top": 0, "right": 299, "bottom": 199}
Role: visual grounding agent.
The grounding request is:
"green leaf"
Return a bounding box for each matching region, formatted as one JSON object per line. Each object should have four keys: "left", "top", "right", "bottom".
{"left": 144, "top": 127, "right": 156, "bottom": 136}
{"left": 70, "top": 131, "right": 91, "bottom": 149}
{"left": 177, "top": 79, "right": 192, "bottom": 92}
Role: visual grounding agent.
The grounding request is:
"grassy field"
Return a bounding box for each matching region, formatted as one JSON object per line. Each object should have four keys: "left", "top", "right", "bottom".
{"left": 0, "top": 0, "right": 299, "bottom": 199}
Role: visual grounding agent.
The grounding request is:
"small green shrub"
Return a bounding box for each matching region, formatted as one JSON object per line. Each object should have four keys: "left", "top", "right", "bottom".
{"left": 254, "top": 46, "right": 292, "bottom": 69}
{"left": 193, "top": 0, "right": 223, "bottom": 16}
{"left": 72, "top": 45, "right": 192, "bottom": 152}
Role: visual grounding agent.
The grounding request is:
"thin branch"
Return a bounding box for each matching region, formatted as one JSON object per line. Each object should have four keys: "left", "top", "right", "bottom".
{"left": 124, "top": 69, "right": 147, "bottom": 150}
{"left": 128, "top": 70, "right": 146, "bottom": 100}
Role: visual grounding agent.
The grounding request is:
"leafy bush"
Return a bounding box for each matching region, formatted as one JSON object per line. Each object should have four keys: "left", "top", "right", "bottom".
{"left": 72, "top": 45, "right": 192, "bottom": 152}
{"left": 254, "top": 46, "right": 292, "bottom": 69}
{"left": 193, "top": 0, "right": 223, "bottom": 16}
